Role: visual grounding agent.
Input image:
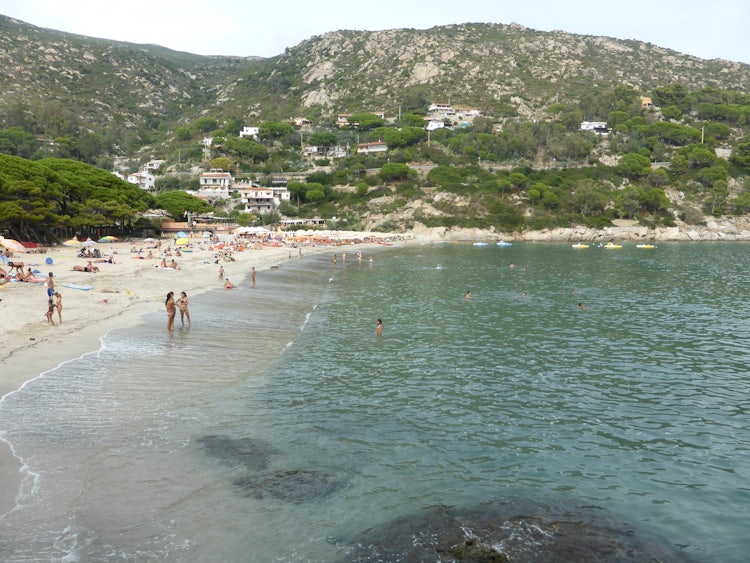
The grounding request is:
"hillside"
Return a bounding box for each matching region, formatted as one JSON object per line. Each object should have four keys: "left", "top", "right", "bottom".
{"left": 231, "top": 23, "right": 750, "bottom": 121}
{"left": 2, "top": 16, "right": 749, "bottom": 137}
{"left": 2, "top": 15, "right": 750, "bottom": 240}
{"left": 0, "top": 15, "right": 255, "bottom": 141}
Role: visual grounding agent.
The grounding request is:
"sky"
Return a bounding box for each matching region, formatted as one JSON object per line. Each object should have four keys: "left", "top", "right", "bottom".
{"left": 3, "top": 0, "right": 750, "bottom": 64}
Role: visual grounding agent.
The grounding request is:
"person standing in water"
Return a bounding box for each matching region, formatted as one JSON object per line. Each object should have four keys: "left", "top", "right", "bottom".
{"left": 176, "top": 291, "right": 191, "bottom": 327}
{"left": 376, "top": 319, "right": 383, "bottom": 337}
{"left": 165, "top": 291, "right": 176, "bottom": 331}
{"left": 251, "top": 266, "right": 256, "bottom": 287}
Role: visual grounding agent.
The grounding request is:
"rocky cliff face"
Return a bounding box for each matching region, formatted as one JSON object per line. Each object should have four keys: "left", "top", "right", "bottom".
{"left": 408, "top": 217, "right": 750, "bottom": 242}
{"left": 271, "top": 23, "right": 750, "bottom": 119}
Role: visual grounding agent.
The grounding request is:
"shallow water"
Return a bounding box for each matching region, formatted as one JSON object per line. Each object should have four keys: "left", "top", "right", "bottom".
{"left": 1, "top": 243, "right": 749, "bottom": 561}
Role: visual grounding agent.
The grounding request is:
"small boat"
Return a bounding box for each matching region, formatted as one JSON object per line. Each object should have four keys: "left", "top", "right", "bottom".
{"left": 571, "top": 243, "right": 589, "bottom": 249}
{"left": 604, "top": 242, "right": 622, "bottom": 249}
{"left": 472, "top": 242, "right": 489, "bottom": 247}
{"left": 496, "top": 240, "right": 512, "bottom": 247}
{"left": 636, "top": 244, "right": 655, "bottom": 249}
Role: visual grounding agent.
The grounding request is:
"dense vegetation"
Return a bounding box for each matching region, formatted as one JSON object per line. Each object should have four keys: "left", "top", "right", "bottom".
{"left": 1, "top": 17, "right": 749, "bottom": 236}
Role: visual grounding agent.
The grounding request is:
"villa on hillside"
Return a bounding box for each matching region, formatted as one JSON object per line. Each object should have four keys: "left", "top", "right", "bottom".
{"left": 145, "top": 159, "right": 165, "bottom": 171}
{"left": 126, "top": 171, "right": 155, "bottom": 191}
{"left": 303, "top": 145, "right": 349, "bottom": 159}
{"left": 234, "top": 176, "right": 291, "bottom": 214}
{"left": 193, "top": 170, "right": 234, "bottom": 202}
{"left": 580, "top": 121, "right": 611, "bottom": 135}
{"left": 239, "top": 126, "right": 259, "bottom": 140}
{"left": 357, "top": 141, "right": 388, "bottom": 155}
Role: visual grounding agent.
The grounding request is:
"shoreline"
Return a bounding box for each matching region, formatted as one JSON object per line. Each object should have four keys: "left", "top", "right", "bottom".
{"left": 0, "top": 237, "right": 392, "bottom": 517}
{"left": 1, "top": 222, "right": 747, "bottom": 516}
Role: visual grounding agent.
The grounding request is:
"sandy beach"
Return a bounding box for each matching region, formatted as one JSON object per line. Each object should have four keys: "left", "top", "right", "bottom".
{"left": 0, "top": 234, "right": 397, "bottom": 516}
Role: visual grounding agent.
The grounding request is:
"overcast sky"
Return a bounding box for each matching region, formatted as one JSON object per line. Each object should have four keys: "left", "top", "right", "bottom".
{"left": 3, "top": 0, "right": 749, "bottom": 64}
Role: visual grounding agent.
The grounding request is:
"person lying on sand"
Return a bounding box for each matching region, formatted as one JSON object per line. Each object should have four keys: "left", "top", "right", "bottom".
{"left": 72, "top": 263, "right": 99, "bottom": 273}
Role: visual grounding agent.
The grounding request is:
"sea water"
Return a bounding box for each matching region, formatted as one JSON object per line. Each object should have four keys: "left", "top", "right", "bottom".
{"left": 0, "top": 243, "right": 749, "bottom": 561}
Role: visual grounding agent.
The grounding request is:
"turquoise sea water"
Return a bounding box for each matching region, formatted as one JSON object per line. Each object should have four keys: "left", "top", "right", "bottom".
{"left": 1, "top": 242, "right": 749, "bottom": 561}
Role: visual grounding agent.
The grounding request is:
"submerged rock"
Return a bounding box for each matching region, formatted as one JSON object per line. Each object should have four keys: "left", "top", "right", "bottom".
{"left": 195, "top": 434, "right": 278, "bottom": 472}
{"left": 232, "top": 469, "right": 345, "bottom": 503}
{"left": 340, "top": 499, "right": 696, "bottom": 562}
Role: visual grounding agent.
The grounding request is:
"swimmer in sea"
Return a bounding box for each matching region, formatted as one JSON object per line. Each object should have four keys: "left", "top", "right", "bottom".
{"left": 376, "top": 319, "right": 383, "bottom": 337}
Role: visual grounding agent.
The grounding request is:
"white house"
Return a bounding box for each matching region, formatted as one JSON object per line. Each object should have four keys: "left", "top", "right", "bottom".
{"left": 145, "top": 159, "right": 165, "bottom": 171}
{"left": 357, "top": 141, "right": 388, "bottom": 155}
{"left": 200, "top": 170, "right": 233, "bottom": 189}
{"left": 303, "top": 145, "right": 349, "bottom": 159}
{"left": 237, "top": 186, "right": 276, "bottom": 214}
{"left": 195, "top": 170, "right": 234, "bottom": 201}
{"left": 580, "top": 121, "right": 611, "bottom": 135}
{"left": 424, "top": 117, "right": 445, "bottom": 131}
{"left": 239, "top": 126, "right": 259, "bottom": 140}
{"left": 428, "top": 103, "right": 454, "bottom": 114}
{"left": 127, "top": 171, "right": 155, "bottom": 191}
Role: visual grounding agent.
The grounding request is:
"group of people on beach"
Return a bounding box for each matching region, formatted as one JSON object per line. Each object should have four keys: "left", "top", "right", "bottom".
{"left": 165, "top": 291, "right": 190, "bottom": 331}
{"left": 44, "top": 271, "right": 62, "bottom": 325}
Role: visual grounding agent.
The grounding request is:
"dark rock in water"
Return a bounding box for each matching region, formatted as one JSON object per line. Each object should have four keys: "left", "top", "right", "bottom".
{"left": 448, "top": 536, "right": 508, "bottom": 562}
{"left": 196, "top": 434, "right": 278, "bottom": 472}
{"left": 340, "top": 499, "right": 696, "bottom": 562}
{"left": 232, "top": 470, "right": 345, "bottom": 503}
{"left": 197, "top": 435, "right": 346, "bottom": 504}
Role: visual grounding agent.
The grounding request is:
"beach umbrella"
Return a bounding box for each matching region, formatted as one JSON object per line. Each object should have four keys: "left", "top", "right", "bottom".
{"left": 81, "top": 239, "right": 97, "bottom": 247}
{"left": 98, "top": 236, "right": 119, "bottom": 243}
{"left": 175, "top": 237, "right": 189, "bottom": 246}
{"left": 176, "top": 231, "right": 187, "bottom": 238}
{"left": 143, "top": 237, "right": 155, "bottom": 244}
{"left": 0, "top": 238, "right": 26, "bottom": 253}
{"left": 62, "top": 239, "right": 80, "bottom": 247}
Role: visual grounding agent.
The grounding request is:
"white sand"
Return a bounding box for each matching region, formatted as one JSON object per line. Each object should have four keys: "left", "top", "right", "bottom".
{"left": 0, "top": 235, "right": 395, "bottom": 515}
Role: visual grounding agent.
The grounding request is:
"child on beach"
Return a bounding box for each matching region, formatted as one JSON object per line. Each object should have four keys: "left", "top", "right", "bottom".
{"left": 55, "top": 292, "right": 62, "bottom": 323}
{"left": 45, "top": 298, "right": 56, "bottom": 325}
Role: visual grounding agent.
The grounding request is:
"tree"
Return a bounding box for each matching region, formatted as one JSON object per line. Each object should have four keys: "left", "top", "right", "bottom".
{"left": 349, "top": 113, "right": 384, "bottom": 130}
{"left": 193, "top": 117, "right": 218, "bottom": 134}
{"left": 730, "top": 141, "right": 750, "bottom": 170}
{"left": 618, "top": 153, "right": 652, "bottom": 178}
{"left": 155, "top": 191, "right": 212, "bottom": 218}
{"left": 571, "top": 182, "right": 608, "bottom": 216}
{"left": 258, "top": 121, "right": 293, "bottom": 140}
{"left": 209, "top": 157, "right": 235, "bottom": 172}
{"left": 639, "top": 187, "right": 670, "bottom": 213}
{"left": 380, "top": 163, "right": 415, "bottom": 182}
{"left": 0, "top": 127, "right": 39, "bottom": 158}
{"left": 308, "top": 132, "right": 337, "bottom": 146}
{"left": 706, "top": 180, "right": 729, "bottom": 216}
{"left": 305, "top": 189, "right": 325, "bottom": 202}
{"left": 155, "top": 175, "right": 196, "bottom": 193}
{"left": 400, "top": 112, "right": 427, "bottom": 127}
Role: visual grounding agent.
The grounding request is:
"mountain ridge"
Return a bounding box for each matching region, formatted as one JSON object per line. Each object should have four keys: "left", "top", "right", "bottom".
{"left": 1, "top": 15, "right": 749, "bottom": 155}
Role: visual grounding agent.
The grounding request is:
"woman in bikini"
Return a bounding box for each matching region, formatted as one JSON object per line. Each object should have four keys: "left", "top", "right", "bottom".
{"left": 165, "top": 291, "right": 176, "bottom": 331}
{"left": 176, "top": 291, "right": 190, "bottom": 327}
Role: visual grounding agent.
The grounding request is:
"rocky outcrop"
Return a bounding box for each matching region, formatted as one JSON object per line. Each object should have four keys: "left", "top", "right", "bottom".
{"left": 408, "top": 217, "right": 750, "bottom": 243}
